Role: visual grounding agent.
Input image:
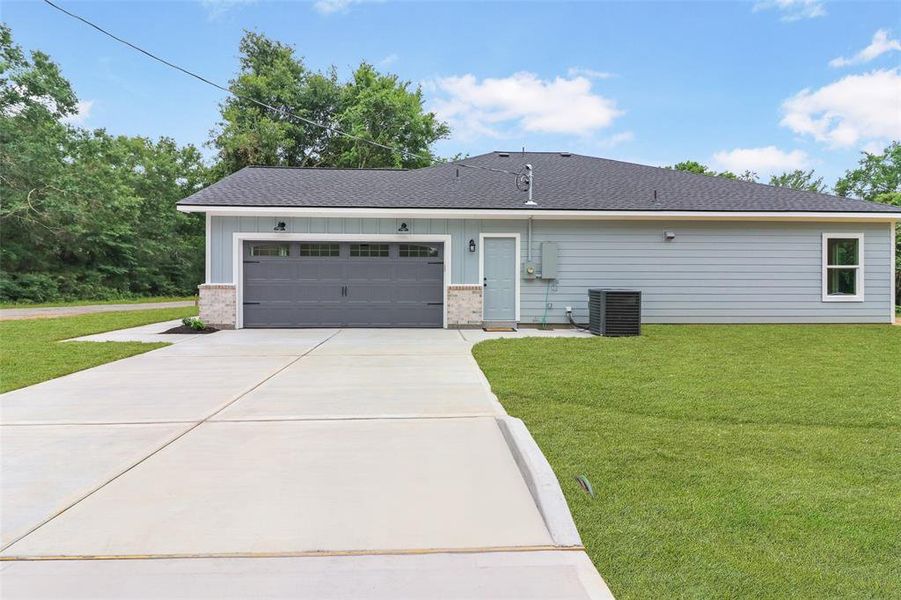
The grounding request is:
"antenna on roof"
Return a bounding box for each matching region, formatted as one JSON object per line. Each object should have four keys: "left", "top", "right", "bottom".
{"left": 517, "top": 164, "right": 536, "bottom": 206}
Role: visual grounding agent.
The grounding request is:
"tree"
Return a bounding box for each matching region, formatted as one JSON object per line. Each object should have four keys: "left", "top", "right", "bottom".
{"left": 669, "top": 161, "right": 756, "bottom": 181}
{"left": 0, "top": 24, "right": 207, "bottom": 302}
{"left": 211, "top": 32, "right": 340, "bottom": 176}
{"left": 670, "top": 160, "right": 715, "bottom": 175}
{"left": 834, "top": 141, "right": 900, "bottom": 202}
{"left": 719, "top": 170, "right": 759, "bottom": 183}
{"left": 326, "top": 63, "right": 449, "bottom": 168}
{"left": 769, "top": 169, "right": 827, "bottom": 193}
{"left": 0, "top": 24, "right": 77, "bottom": 120}
{"left": 835, "top": 142, "right": 901, "bottom": 304}
{"left": 212, "top": 32, "right": 448, "bottom": 175}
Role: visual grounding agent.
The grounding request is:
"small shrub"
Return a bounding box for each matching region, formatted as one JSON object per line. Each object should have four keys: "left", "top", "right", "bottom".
{"left": 182, "top": 316, "right": 207, "bottom": 331}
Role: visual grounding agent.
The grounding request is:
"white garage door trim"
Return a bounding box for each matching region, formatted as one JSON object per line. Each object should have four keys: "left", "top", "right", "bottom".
{"left": 232, "top": 232, "right": 452, "bottom": 329}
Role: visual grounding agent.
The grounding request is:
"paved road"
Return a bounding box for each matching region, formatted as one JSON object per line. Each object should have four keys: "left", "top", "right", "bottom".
{"left": 0, "top": 324, "right": 611, "bottom": 599}
{"left": 0, "top": 301, "right": 196, "bottom": 321}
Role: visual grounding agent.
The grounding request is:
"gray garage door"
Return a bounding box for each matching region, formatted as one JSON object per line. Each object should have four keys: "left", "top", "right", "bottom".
{"left": 242, "top": 241, "right": 444, "bottom": 328}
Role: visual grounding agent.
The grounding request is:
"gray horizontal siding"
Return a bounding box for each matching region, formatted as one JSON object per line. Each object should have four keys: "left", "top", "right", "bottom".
{"left": 519, "top": 221, "right": 892, "bottom": 324}
{"left": 210, "top": 217, "right": 894, "bottom": 324}
{"left": 210, "top": 216, "right": 485, "bottom": 286}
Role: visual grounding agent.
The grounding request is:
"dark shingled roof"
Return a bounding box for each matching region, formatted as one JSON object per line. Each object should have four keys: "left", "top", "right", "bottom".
{"left": 178, "top": 151, "right": 901, "bottom": 213}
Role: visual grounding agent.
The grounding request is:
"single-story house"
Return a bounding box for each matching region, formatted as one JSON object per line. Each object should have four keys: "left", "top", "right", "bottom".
{"left": 177, "top": 151, "right": 900, "bottom": 329}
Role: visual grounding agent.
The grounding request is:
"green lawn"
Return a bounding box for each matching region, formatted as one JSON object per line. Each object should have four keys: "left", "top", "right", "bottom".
{"left": 473, "top": 325, "right": 901, "bottom": 599}
{"left": 0, "top": 307, "right": 197, "bottom": 393}
{"left": 0, "top": 295, "right": 196, "bottom": 309}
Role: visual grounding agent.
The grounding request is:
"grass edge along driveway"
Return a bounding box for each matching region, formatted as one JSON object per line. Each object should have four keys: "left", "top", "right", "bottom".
{"left": 0, "top": 307, "right": 197, "bottom": 393}
{"left": 0, "top": 295, "right": 196, "bottom": 309}
{"left": 473, "top": 324, "right": 901, "bottom": 600}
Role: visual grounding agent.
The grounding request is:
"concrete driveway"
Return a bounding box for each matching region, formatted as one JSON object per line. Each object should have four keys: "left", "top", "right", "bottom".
{"left": 1, "top": 325, "right": 611, "bottom": 599}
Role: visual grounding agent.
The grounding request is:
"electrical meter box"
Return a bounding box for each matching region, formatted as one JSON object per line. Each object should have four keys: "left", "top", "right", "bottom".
{"left": 540, "top": 242, "right": 558, "bottom": 279}
{"left": 522, "top": 261, "right": 538, "bottom": 279}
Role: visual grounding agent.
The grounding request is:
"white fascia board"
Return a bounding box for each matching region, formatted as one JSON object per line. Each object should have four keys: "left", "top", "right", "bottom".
{"left": 177, "top": 205, "right": 901, "bottom": 222}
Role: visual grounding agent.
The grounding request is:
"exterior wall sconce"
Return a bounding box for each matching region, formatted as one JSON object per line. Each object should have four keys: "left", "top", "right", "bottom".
{"left": 398, "top": 222, "right": 409, "bottom": 232}
{"left": 469, "top": 239, "right": 476, "bottom": 253}
{"left": 664, "top": 231, "right": 676, "bottom": 241}
{"left": 273, "top": 221, "right": 286, "bottom": 231}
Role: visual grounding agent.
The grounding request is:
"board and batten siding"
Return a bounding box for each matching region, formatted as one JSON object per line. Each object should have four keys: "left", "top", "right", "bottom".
{"left": 209, "top": 216, "right": 894, "bottom": 324}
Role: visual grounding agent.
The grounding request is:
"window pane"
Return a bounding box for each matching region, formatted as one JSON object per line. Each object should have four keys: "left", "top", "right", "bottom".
{"left": 827, "top": 268, "right": 857, "bottom": 295}
{"left": 300, "top": 243, "right": 340, "bottom": 257}
{"left": 350, "top": 243, "right": 389, "bottom": 257}
{"left": 399, "top": 244, "right": 439, "bottom": 258}
{"left": 250, "top": 244, "right": 289, "bottom": 257}
{"left": 827, "top": 238, "right": 858, "bottom": 266}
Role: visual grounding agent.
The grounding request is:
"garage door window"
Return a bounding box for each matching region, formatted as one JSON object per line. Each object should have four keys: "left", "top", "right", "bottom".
{"left": 350, "top": 243, "right": 389, "bottom": 257}
{"left": 399, "top": 244, "right": 439, "bottom": 258}
{"left": 250, "top": 244, "right": 290, "bottom": 257}
{"left": 300, "top": 243, "right": 340, "bottom": 257}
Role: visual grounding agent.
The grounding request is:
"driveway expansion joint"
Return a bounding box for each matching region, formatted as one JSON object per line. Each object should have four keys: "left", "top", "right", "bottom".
{"left": 0, "top": 544, "right": 585, "bottom": 562}
{"left": 1, "top": 421, "right": 200, "bottom": 427}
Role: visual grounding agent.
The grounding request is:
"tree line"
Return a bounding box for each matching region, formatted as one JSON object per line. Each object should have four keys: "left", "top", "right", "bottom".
{"left": 0, "top": 24, "right": 897, "bottom": 303}
{"left": 0, "top": 26, "right": 447, "bottom": 302}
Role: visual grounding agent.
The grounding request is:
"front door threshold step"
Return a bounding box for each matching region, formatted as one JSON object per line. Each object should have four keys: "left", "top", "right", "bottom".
{"left": 482, "top": 321, "right": 517, "bottom": 331}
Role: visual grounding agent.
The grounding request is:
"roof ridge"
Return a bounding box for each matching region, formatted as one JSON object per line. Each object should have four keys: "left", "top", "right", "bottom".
{"left": 246, "top": 165, "right": 409, "bottom": 172}
{"left": 462, "top": 152, "right": 860, "bottom": 203}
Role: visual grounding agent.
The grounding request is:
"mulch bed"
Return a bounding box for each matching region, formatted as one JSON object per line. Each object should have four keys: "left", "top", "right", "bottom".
{"left": 162, "top": 325, "right": 220, "bottom": 335}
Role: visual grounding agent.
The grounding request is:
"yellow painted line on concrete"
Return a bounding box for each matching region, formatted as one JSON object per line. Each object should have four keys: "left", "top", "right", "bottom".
{"left": 0, "top": 544, "right": 583, "bottom": 562}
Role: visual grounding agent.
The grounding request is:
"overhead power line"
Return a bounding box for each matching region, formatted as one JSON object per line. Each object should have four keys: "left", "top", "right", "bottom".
{"left": 40, "top": 0, "right": 525, "bottom": 178}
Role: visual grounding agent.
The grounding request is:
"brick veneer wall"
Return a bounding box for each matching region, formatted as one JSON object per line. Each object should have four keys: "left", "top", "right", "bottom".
{"left": 447, "top": 284, "right": 483, "bottom": 328}
{"left": 198, "top": 284, "right": 236, "bottom": 329}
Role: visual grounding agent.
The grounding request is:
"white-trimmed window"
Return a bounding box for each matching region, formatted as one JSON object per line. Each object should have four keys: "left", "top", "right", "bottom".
{"left": 822, "top": 233, "right": 864, "bottom": 302}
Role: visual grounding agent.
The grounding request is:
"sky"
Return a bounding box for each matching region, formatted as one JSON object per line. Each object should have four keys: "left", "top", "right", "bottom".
{"left": 4, "top": 0, "right": 900, "bottom": 186}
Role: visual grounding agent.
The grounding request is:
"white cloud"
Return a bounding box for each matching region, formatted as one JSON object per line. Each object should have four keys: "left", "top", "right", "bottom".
{"left": 199, "top": 0, "right": 256, "bottom": 18}
{"left": 428, "top": 71, "right": 623, "bottom": 139}
{"left": 313, "top": 0, "right": 356, "bottom": 15}
{"left": 566, "top": 67, "right": 615, "bottom": 80}
{"left": 753, "top": 0, "right": 825, "bottom": 22}
{"left": 62, "top": 100, "right": 94, "bottom": 126}
{"left": 780, "top": 68, "right": 901, "bottom": 148}
{"left": 712, "top": 146, "right": 810, "bottom": 176}
{"left": 377, "top": 53, "right": 398, "bottom": 67}
{"left": 829, "top": 29, "right": 901, "bottom": 68}
{"left": 597, "top": 131, "right": 634, "bottom": 148}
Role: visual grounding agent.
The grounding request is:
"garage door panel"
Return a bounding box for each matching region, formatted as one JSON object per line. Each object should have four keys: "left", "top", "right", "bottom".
{"left": 387, "top": 305, "right": 443, "bottom": 327}
{"left": 395, "top": 263, "right": 443, "bottom": 281}
{"left": 292, "top": 279, "right": 343, "bottom": 303}
{"left": 344, "top": 263, "right": 393, "bottom": 282}
{"left": 243, "top": 242, "right": 444, "bottom": 328}
{"left": 243, "top": 305, "right": 295, "bottom": 328}
{"left": 347, "top": 285, "right": 395, "bottom": 303}
{"left": 298, "top": 261, "right": 346, "bottom": 281}
{"left": 245, "top": 285, "right": 292, "bottom": 304}
{"left": 245, "top": 304, "right": 346, "bottom": 328}
{"left": 245, "top": 263, "right": 294, "bottom": 281}
{"left": 343, "top": 306, "right": 393, "bottom": 328}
